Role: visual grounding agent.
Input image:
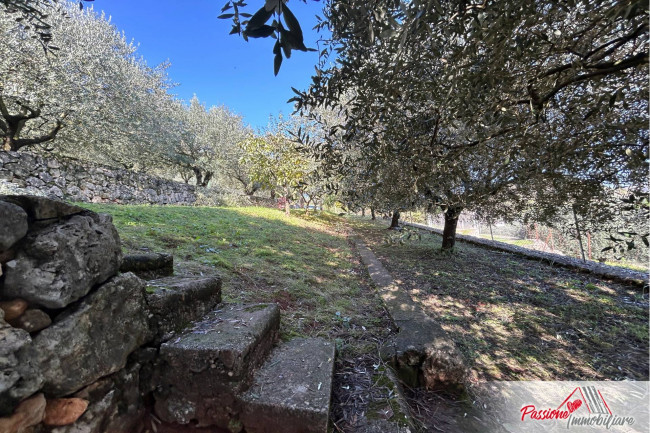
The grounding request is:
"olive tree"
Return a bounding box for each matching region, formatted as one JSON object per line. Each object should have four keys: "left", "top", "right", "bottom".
{"left": 289, "top": 0, "right": 648, "bottom": 250}
{"left": 0, "top": 0, "right": 177, "bottom": 173}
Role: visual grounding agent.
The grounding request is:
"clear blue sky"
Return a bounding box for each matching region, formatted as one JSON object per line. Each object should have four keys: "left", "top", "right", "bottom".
{"left": 95, "top": 0, "right": 326, "bottom": 130}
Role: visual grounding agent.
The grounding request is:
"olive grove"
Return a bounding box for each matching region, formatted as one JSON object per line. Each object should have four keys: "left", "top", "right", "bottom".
{"left": 287, "top": 0, "right": 649, "bottom": 250}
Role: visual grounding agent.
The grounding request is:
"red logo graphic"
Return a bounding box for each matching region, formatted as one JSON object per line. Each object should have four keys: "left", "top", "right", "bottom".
{"left": 567, "top": 400, "right": 582, "bottom": 413}
{"left": 556, "top": 386, "right": 612, "bottom": 416}
{"left": 520, "top": 385, "right": 635, "bottom": 429}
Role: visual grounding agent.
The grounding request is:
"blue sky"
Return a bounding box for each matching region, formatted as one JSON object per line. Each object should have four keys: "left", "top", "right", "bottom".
{"left": 95, "top": 0, "right": 326, "bottom": 130}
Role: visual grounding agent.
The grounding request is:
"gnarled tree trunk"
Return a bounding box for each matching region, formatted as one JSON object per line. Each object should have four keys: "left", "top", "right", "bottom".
{"left": 441, "top": 207, "right": 463, "bottom": 250}
{"left": 389, "top": 211, "right": 400, "bottom": 229}
{"left": 192, "top": 168, "right": 213, "bottom": 188}
{"left": 371, "top": 208, "right": 376, "bottom": 220}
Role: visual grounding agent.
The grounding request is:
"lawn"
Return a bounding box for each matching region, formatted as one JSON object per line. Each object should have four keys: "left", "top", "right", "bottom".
{"left": 76, "top": 204, "right": 650, "bottom": 431}
{"left": 81, "top": 204, "right": 404, "bottom": 432}
{"left": 80, "top": 204, "right": 392, "bottom": 353}
{"left": 350, "top": 217, "right": 649, "bottom": 382}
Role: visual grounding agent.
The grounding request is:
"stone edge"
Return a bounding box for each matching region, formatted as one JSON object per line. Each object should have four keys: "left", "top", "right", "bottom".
{"left": 406, "top": 222, "right": 648, "bottom": 288}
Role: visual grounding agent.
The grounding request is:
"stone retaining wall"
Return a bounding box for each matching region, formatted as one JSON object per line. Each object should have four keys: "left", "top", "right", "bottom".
{"left": 406, "top": 222, "right": 648, "bottom": 288}
{"left": 0, "top": 195, "right": 226, "bottom": 433}
{"left": 0, "top": 151, "right": 195, "bottom": 205}
{"left": 0, "top": 195, "right": 148, "bottom": 432}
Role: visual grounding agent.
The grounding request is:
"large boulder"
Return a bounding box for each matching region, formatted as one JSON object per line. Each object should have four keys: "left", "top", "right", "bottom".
{"left": 0, "top": 310, "right": 43, "bottom": 416}
{"left": 2, "top": 212, "right": 122, "bottom": 309}
{"left": 25, "top": 273, "right": 149, "bottom": 396}
{"left": 0, "top": 201, "right": 28, "bottom": 251}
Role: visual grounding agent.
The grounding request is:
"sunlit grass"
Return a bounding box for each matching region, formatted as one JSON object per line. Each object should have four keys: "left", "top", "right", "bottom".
{"left": 79, "top": 203, "right": 390, "bottom": 352}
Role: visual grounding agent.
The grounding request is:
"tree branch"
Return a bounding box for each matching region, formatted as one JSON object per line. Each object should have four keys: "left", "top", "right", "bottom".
{"left": 13, "top": 118, "right": 63, "bottom": 151}
{"left": 539, "top": 52, "right": 648, "bottom": 105}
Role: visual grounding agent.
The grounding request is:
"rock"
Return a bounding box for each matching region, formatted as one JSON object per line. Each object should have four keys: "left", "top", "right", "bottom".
{"left": 10, "top": 309, "right": 52, "bottom": 333}
{"left": 43, "top": 398, "right": 89, "bottom": 426}
{"left": 120, "top": 253, "right": 174, "bottom": 279}
{"left": 0, "top": 195, "right": 83, "bottom": 223}
{"left": 0, "top": 248, "right": 15, "bottom": 264}
{"left": 0, "top": 300, "right": 29, "bottom": 322}
{"left": 381, "top": 317, "right": 466, "bottom": 392}
{"left": 154, "top": 304, "right": 280, "bottom": 427}
{"left": 0, "top": 393, "right": 46, "bottom": 433}
{"left": 145, "top": 275, "right": 222, "bottom": 344}
{"left": 2, "top": 212, "right": 122, "bottom": 309}
{"left": 0, "top": 312, "right": 43, "bottom": 416}
{"left": 26, "top": 273, "right": 149, "bottom": 396}
{"left": 48, "top": 362, "right": 145, "bottom": 433}
{"left": 0, "top": 201, "right": 28, "bottom": 251}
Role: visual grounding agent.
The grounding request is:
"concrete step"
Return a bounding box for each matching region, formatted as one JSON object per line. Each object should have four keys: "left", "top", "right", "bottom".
{"left": 145, "top": 275, "right": 222, "bottom": 344}
{"left": 153, "top": 303, "right": 280, "bottom": 428}
{"left": 240, "top": 338, "right": 335, "bottom": 433}
{"left": 121, "top": 252, "right": 173, "bottom": 279}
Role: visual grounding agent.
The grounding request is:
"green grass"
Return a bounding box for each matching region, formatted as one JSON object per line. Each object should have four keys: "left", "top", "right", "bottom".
{"left": 349, "top": 217, "right": 649, "bottom": 381}
{"left": 80, "top": 204, "right": 391, "bottom": 355}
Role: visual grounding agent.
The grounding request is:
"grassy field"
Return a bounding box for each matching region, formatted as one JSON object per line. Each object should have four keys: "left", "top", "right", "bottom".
{"left": 80, "top": 204, "right": 393, "bottom": 354}
{"left": 78, "top": 204, "right": 649, "bottom": 431}
{"left": 81, "top": 204, "right": 405, "bottom": 431}
{"left": 351, "top": 217, "right": 649, "bottom": 382}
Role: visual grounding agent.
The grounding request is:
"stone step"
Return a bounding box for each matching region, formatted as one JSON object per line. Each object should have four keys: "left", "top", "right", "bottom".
{"left": 153, "top": 303, "right": 280, "bottom": 428}
{"left": 240, "top": 338, "right": 335, "bottom": 433}
{"left": 145, "top": 275, "right": 222, "bottom": 344}
{"left": 120, "top": 252, "right": 174, "bottom": 279}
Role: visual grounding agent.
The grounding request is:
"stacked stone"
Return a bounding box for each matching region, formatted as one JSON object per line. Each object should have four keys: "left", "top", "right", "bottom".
{"left": 0, "top": 195, "right": 150, "bottom": 433}
{"left": 0, "top": 151, "right": 196, "bottom": 205}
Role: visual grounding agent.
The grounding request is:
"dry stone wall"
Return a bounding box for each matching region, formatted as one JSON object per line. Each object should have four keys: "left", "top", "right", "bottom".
{"left": 0, "top": 151, "right": 195, "bottom": 205}
{"left": 0, "top": 196, "right": 149, "bottom": 432}
{"left": 0, "top": 195, "right": 225, "bottom": 433}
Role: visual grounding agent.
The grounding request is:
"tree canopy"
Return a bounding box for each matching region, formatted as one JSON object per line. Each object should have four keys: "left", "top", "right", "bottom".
{"left": 285, "top": 0, "right": 648, "bottom": 248}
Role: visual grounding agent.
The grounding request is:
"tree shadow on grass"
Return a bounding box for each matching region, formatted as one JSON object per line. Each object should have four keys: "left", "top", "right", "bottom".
{"left": 360, "top": 224, "right": 649, "bottom": 381}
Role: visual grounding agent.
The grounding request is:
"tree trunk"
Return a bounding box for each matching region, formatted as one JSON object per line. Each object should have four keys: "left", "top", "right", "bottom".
{"left": 573, "top": 206, "right": 586, "bottom": 262}
{"left": 389, "top": 211, "right": 400, "bottom": 229}
{"left": 192, "top": 168, "right": 213, "bottom": 188}
{"left": 371, "top": 208, "right": 376, "bottom": 220}
{"left": 202, "top": 171, "right": 213, "bottom": 188}
{"left": 361, "top": 208, "right": 365, "bottom": 217}
{"left": 441, "top": 207, "right": 463, "bottom": 250}
{"left": 284, "top": 186, "right": 291, "bottom": 216}
{"left": 270, "top": 190, "right": 276, "bottom": 199}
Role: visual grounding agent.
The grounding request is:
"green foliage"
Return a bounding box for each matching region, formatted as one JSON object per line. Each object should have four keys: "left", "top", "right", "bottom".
{"left": 219, "top": 0, "right": 316, "bottom": 75}
{"left": 241, "top": 134, "right": 309, "bottom": 191}
{"left": 290, "top": 0, "right": 648, "bottom": 251}
{"left": 383, "top": 227, "right": 421, "bottom": 246}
